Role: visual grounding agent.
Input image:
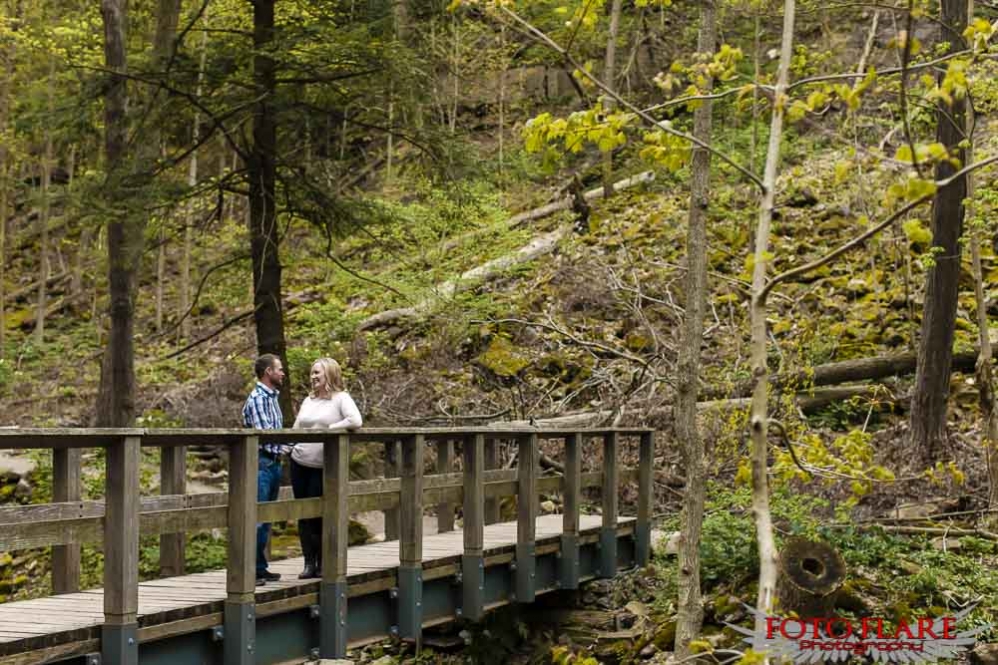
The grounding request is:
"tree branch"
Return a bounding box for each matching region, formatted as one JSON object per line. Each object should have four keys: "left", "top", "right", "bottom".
{"left": 495, "top": 5, "right": 765, "bottom": 190}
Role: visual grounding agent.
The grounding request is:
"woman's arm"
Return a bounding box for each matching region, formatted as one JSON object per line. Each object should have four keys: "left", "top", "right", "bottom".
{"left": 292, "top": 397, "right": 309, "bottom": 429}
{"left": 327, "top": 393, "right": 363, "bottom": 430}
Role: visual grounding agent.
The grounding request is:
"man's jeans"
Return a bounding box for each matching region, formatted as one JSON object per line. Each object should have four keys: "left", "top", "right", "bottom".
{"left": 256, "top": 455, "right": 282, "bottom": 575}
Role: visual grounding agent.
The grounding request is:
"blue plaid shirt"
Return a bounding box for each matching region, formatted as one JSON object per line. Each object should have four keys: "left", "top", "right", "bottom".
{"left": 242, "top": 382, "right": 288, "bottom": 456}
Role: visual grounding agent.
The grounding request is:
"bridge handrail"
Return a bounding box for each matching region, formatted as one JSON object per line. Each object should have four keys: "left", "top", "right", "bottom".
{"left": 0, "top": 427, "right": 655, "bottom": 663}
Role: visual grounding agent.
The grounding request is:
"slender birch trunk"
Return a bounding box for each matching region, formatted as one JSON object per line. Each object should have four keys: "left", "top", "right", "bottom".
{"left": 601, "top": 0, "right": 623, "bottom": 197}
{"left": 965, "top": 0, "right": 997, "bottom": 523}
{"left": 749, "top": 0, "right": 796, "bottom": 644}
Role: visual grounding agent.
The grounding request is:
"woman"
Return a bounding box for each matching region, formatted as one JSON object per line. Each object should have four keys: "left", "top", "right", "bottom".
{"left": 291, "top": 357, "right": 363, "bottom": 579}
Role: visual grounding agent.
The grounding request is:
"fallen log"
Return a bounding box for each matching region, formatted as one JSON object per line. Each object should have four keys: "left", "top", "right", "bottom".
{"left": 8, "top": 271, "right": 70, "bottom": 303}
{"left": 357, "top": 171, "right": 656, "bottom": 331}
{"left": 493, "top": 384, "right": 895, "bottom": 428}
{"left": 508, "top": 170, "right": 655, "bottom": 228}
{"left": 701, "top": 349, "right": 979, "bottom": 400}
{"left": 358, "top": 226, "right": 570, "bottom": 331}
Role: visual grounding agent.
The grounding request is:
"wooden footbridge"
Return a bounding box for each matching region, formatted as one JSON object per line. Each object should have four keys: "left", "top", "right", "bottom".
{"left": 0, "top": 428, "right": 654, "bottom": 665}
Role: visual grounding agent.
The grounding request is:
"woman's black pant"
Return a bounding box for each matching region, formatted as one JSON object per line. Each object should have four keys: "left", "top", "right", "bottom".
{"left": 290, "top": 459, "right": 323, "bottom": 563}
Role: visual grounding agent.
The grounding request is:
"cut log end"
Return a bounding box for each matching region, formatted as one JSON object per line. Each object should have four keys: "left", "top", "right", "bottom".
{"left": 776, "top": 537, "right": 846, "bottom": 619}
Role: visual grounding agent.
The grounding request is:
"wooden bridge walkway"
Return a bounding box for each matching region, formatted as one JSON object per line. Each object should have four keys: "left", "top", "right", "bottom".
{"left": 0, "top": 428, "right": 654, "bottom": 665}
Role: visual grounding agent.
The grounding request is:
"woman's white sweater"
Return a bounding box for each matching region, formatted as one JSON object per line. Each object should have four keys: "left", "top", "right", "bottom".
{"left": 290, "top": 392, "right": 363, "bottom": 468}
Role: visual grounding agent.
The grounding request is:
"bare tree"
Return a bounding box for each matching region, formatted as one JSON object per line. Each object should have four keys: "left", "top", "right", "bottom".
{"left": 35, "top": 57, "right": 55, "bottom": 344}
{"left": 0, "top": 16, "right": 10, "bottom": 359}
{"left": 908, "top": 0, "right": 969, "bottom": 462}
{"left": 748, "top": 0, "right": 796, "bottom": 641}
{"left": 674, "top": 0, "right": 716, "bottom": 658}
{"left": 964, "top": 0, "right": 997, "bottom": 523}
{"left": 181, "top": 31, "right": 208, "bottom": 342}
{"left": 601, "top": 0, "right": 623, "bottom": 197}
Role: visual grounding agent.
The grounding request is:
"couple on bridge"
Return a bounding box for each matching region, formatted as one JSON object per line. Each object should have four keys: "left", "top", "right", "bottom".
{"left": 241, "top": 354, "right": 363, "bottom": 586}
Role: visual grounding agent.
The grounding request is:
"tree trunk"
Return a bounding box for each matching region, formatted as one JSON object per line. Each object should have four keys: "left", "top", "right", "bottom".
{"left": 182, "top": 32, "right": 207, "bottom": 343}
{"left": 249, "top": 0, "right": 291, "bottom": 420}
{"left": 96, "top": 0, "right": 136, "bottom": 427}
{"left": 450, "top": 14, "right": 460, "bottom": 135}
{"left": 674, "top": 1, "right": 715, "bottom": 659}
{"left": 35, "top": 58, "right": 55, "bottom": 344}
{"left": 0, "top": 30, "right": 9, "bottom": 359}
{"left": 965, "top": 0, "right": 997, "bottom": 524}
{"left": 749, "top": 0, "right": 796, "bottom": 644}
{"left": 156, "top": 228, "right": 166, "bottom": 333}
{"left": 72, "top": 226, "right": 91, "bottom": 296}
{"left": 152, "top": 0, "right": 181, "bottom": 338}
{"left": 498, "top": 23, "right": 506, "bottom": 191}
{"left": 601, "top": 0, "right": 623, "bottom": 197}
{"left": 96, "top": 0, "right": 180, "bottom": 426}
{"left": 908, "top": 0, "right": 968, "bottom": 464}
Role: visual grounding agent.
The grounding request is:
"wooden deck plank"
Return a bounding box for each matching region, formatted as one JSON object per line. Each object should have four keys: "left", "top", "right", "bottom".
{"left": 0, "top": 515, "right": 630, "bottom": 657}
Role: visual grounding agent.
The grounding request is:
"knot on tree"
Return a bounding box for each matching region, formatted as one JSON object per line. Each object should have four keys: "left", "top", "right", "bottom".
{"left": 750, "top": 415, "right": 766, "bottom": 433}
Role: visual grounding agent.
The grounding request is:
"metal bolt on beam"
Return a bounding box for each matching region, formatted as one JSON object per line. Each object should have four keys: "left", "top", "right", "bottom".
{"left": 85, "top": 654, "right": 101, "bottom": 665}
{"left": 452, "top": 572, "right": 463, "bottom": 585}
{"left": 389, "top": 625, "right": 400, "bottom": 637}
{"left": 310, "top": 648, "right": 320, "bottom": 660}
{"left": 455, "top": 608, "right": 463, "bottom": 617}
{"left": 389, "top": 587, "right": 399, "bottom": 600}
{"left": 510, "top": 561, "right": 517, "bottom": 571}
{"left": 211, "top": 626, "right": 224, "bottom": 642}
{"left": 309, "top": 604, "right": 321, "bottom": 619}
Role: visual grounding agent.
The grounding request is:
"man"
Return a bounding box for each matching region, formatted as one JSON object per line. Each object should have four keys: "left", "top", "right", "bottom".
{"left": 242, "top": 354, "right": 287, "bottom": 585}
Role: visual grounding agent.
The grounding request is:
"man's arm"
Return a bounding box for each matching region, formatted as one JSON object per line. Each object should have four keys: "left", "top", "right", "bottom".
{"left": 243, "top": 395, "right": 265, "bottom": 429}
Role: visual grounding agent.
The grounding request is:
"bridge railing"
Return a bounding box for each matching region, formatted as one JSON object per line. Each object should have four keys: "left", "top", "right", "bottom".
{"left": 0, "top": 427, "right": 654, "bottom": 664}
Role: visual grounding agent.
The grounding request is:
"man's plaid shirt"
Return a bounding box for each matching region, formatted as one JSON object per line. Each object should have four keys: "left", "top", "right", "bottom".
{"left": 242, "top": 382, "right": 289, "bottom": 456}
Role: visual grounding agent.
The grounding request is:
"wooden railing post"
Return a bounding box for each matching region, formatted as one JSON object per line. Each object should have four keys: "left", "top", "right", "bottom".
{"left": 599, "top": 431, "right": 619, "bottom": 578}
{"left": 559, "top": 433, "right": 581, "bottom": 590}
{"left": 102, "top": 436, "right": 140, "bottom": 665}
{"left": 159, "top": 445, "right": 186, "bottom": 577}
{"left": 435, "top": 439, "right": 455, "bottom": 533}
{"left": 461, "top": 434, "right": 485, "bottom": 621}
{"left": 636, "top": 430, "right": 654, "bottom": 566}
{"left": 515, "top": 433, "right": 538, "bottom": 603}
{"left": 484, "top": 438, "right": 500, "bottom": 525}
{"left": 52, "top": 447, "right": 81, "bottom": 594}
{"left": 224, "top": 435, "right": 258, "bottom": 665}
{"left": 320, "top": 433, "right": 350, "bottom": 658}
{"left": 384, "top": 440, "right": 400, "bottom": 542}
{"left": 398, "top": 434, "right": 424, "bottom": 644}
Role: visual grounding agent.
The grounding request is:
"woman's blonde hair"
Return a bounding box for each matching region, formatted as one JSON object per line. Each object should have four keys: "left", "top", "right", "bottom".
{"left": 310, "top": 357, "right": 345, "bottom": 398}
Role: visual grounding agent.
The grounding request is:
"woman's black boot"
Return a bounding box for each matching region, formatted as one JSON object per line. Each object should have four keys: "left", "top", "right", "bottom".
{"left": 299, "top": 554, "right": 318, "bottom": 579}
